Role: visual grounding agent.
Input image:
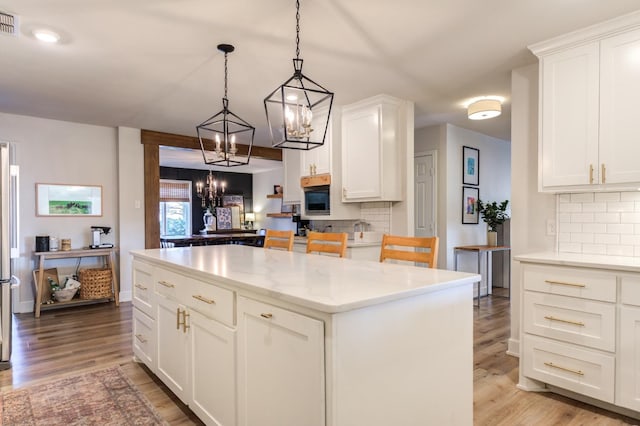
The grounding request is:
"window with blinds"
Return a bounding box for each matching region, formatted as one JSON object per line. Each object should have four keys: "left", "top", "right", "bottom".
{"left": 159, "top": 179, "right": 192, "bottom": 237}
{"left": 160, "top": 180, "right": 191, "bottom": 202}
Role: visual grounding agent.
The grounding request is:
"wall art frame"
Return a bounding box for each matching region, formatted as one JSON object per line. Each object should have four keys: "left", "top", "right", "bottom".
{"left": 462, "top": 146, "right": 480, "bottom": 186}
{"left": 36, "top": 183, "right": 103, "bottom": 216}
{"left": 462, "top": 186, "right": 479, "bottom": 224}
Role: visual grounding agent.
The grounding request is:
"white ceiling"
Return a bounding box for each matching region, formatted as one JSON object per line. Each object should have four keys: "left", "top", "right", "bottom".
{"left": 1, "top": 1, "right": 638, "bottom": 171}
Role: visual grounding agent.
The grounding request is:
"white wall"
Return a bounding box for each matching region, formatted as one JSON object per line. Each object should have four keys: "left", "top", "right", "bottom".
{"left": 117, "top": 127, "right": 145, "bottom": 302}
{"left": 252, "top": 168, "right": 296, "bottom": 233}
{"left": 0, "top": 112, "right": 120, "bottom": 312}
{"left": 509, "top": 64, "right": 556, "bottom": 356}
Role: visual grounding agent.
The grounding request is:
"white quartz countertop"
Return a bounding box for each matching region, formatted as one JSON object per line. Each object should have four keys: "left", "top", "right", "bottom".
{"left": 131, "top": 245, "right": 480, "bottom": 313}
{"left": 515, "top": 251, "right": 640, "bottom": 273}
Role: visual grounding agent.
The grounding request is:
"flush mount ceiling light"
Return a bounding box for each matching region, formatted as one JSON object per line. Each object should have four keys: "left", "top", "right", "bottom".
{"left": 264, "top": 0, "right": 334, "bottom": 150}
{"left": 467, "top": 98, "right": 502, "bottom": 120}
{"left": 197, "top": 43, "right": 255, "bottom": 167}
{"left": 33, "top": 29, "right": 60, "bottom": 43}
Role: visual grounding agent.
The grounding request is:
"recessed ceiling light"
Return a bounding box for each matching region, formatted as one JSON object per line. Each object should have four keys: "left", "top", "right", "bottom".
{"left": 33, "top": 29, "right": 60, "bottom": 43}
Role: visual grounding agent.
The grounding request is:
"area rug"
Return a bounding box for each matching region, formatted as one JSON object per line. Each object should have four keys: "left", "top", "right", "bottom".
{"left": 0, "top": 365, "right": 168, "bottom": 425}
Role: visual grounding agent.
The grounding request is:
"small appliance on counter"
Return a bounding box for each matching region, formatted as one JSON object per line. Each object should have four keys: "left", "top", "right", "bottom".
{"left": 292, "top": 215, "right": 310, "bottom": 237}
{"left": 90, "top": 226, "right": 113, "bottom": 249}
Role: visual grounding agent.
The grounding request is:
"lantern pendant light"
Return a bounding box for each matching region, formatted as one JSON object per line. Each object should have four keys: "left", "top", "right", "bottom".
{"left": 264, "top": 0, "right": 334, "bottom": 150}
{"left": 198, "top": 44, "right": 255, "bottom": 167}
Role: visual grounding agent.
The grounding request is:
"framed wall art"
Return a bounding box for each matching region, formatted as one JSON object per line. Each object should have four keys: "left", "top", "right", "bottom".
{"left": 215, "top": 207, "right": 233, "bottom": 230}
{"left": 462, "top": 186, "right": 479, "bottom": 224}
{"left": 462, "top": 146, "right": 479, "bottom": 186}
{"left": 36, "top": 183, "right": 102, "bottom": 216}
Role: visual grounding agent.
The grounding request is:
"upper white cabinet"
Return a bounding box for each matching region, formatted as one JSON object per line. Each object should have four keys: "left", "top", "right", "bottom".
{"left": 300, "top": 107, "right": 332, "bottom": 177}
{"left": 341, "top": 94, "right": 407, "bottom": 202}
{"left": 282, "top": 148, "right": 302, "bottom": 205}
{"left": 531, "top": 12, "right": 640, "bottom": 191}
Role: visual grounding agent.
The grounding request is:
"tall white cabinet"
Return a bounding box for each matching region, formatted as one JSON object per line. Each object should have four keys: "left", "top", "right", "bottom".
{"left": 530, "top": 11, "right": 640, "bottom": 191}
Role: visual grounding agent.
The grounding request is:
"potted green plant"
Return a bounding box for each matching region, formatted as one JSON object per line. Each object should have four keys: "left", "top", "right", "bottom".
{"left": 477, "top": 199, "right": 510, "bottom": 246}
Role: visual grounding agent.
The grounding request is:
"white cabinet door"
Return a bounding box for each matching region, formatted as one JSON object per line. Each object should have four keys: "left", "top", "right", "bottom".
{"left": 539, "top": 42, "right": 600, "bottom": 188}
{"left": 156, "top": 295, "right": 190, "bottom": 403}
{"left": 342, "top": 103, "right": 382, "bottom": 200}
{"left": 282, "top": 149, "right": 302, "bottom": 205}
{"left": 618, "top": 305, "right": 640, "bottom": 411}
{"left": 301, "top": 108, "right": 332, "bottom": 176}
{"left": 237, "top": 296, "right": 325, "bottom": 426}
{"left": 189, "top": 309, "right": 236, "bottom": 426}
{"left": 599, "top": 28, "right": 640, "bottom": 185}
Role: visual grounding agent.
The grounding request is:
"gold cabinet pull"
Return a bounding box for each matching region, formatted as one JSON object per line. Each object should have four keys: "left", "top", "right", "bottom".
{"left": 544, "top": 315, "right": 585, "bottom": 327}
{"left": 589, "top": 164, "right": 594, "bottom": 184}
{"left": 182, "top": 311, "right": 190, "bottom": 333}
{"left": 135, "top": 283, "right": 147, "bottom": 290}
{"left": 544, "top": 362, "right": 584, "bottom": 376}
{"left": 192, "top": 294, "right": 215, "bottom": 305}
{"left": 135, "top": 334, "right": 147, "bottom": 343}
{"left": 544, "top": 280, "right": 586, "bottom": 288}
{"left": 601, "top": 164, "right": 606, "bottom": 184}
{"left": 176, "top": 307, "right": 181, "bottom": 329}
{"left": 158, "top": 280, "right": 175, "bottom": 288}
{"left": 260, "top": 313, "right": 273, "bottom": 319}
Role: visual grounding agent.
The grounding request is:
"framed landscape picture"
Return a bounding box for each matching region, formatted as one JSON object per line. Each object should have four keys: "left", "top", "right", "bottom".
{"left": 462, "top": 186, "right": 479, "bottom": 224}
{"left": 36, "top": 183, "right": 102, "bottom": 216}
{"left": 462, "top": 146, "right": 479, "bottom": 186}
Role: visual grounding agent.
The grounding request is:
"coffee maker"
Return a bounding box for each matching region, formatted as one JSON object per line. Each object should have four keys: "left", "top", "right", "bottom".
{"left": 90, "top": 226, "right": 113, "bottom": 249}
{"left": 292, "top": 215, "right": 309, "bottom": 237}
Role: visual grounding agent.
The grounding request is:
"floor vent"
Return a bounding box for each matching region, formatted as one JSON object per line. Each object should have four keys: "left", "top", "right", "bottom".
{"left": 0, "top": 12, "right": 18, "bottom": 36}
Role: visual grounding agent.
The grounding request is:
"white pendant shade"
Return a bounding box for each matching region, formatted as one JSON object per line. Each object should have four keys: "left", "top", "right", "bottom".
{"left": 467, "top": 99, "right": 501, "bottom": 120}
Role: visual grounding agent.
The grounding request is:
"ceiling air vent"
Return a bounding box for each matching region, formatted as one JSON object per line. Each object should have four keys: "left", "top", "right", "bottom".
{"left": 0, "top": 12, "right": 18, "bottom": 36}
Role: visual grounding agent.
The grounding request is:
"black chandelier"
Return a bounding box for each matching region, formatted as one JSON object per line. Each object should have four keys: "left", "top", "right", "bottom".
{"left": 264, "top": 0, "right": 334, "bottom": 150}
{"left": 197, "top": 44, "right": 255, "bottom": 167}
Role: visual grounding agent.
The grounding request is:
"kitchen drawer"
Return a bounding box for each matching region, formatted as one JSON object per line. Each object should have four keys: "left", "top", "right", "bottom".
{"left": 132, "top": 260, "right": 155, "bottom": 318}
{"left": 522, "top": 334, "right": 614, "bottom": 403}
{"left": 522, "top": 264, "right": 616, "bottom": 302}
{"left": 154, "top": 267, "right": 188, "bottom": 300}
{"left": 523, "top": 291, "right": 615, "bottom": 352}
{"left": 621, "top": 274, "right": 640, "bottom": 307}
{"left": 185, "top": 279, "right": 235, "bottom": 327}
{"left": 133, "top": 308, "right": 156, "bottom": 372}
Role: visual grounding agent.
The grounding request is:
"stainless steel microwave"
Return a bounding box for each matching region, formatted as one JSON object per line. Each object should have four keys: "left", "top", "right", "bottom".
{"left": 304, "top": 185, "right": 330, "bottom": 216}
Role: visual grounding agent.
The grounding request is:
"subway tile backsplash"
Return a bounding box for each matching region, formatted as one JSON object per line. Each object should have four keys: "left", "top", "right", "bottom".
{"left": 308, "top": 201, "right": 392, "bottom": 236}
{"left": 558, "top": 191, "right": 640, "bottom": 256}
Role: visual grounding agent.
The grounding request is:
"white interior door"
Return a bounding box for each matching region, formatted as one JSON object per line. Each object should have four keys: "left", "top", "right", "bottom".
{"left": 414, "top": 152, "right": 436, "bottom": 237}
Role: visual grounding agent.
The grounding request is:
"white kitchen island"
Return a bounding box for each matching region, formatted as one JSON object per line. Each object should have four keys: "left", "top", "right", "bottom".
{"left": 131, "top": 245, "right": 480, "bottom": 426}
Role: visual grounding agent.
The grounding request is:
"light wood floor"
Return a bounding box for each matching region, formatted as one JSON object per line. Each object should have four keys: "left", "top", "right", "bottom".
{"left": 0, "top": 297, "right": 637, "bottom": 425}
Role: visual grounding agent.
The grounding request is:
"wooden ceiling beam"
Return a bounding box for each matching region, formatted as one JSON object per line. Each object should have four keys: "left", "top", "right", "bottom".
{"left": 141, "top": 129, "right": 282, "bottom": 162}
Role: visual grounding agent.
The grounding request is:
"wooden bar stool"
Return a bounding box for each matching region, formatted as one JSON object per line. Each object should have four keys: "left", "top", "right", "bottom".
{"left": 306, "top": 231, "right": 348, "bottom": 258}
{"left": 379, "top": 234, "right": 439, "bottom": 268}
{"left": 263, "top": 229, "right": 294, "bottom": 251}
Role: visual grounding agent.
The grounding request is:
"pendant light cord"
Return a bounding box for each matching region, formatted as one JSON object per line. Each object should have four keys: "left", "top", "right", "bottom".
{"left": 223, "top": 50, "right": 228, "bottom": 101}
{"left": 295, "top": 0, "right": 300, "bottom": 60}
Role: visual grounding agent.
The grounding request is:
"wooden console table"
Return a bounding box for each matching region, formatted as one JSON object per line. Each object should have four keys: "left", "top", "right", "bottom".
{"left": 34, "top": 247, "right": 119, "bottom": 318}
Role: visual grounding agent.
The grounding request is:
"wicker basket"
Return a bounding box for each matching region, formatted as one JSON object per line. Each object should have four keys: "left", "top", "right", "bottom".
{"left": 78, "top": 268, "right": 112, "bottom": 300}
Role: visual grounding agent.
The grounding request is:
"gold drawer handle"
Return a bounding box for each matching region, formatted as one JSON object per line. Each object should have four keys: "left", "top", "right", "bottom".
{"left": 158, "top": 280, "right": 175, "bottom": 288}
{"left": 260, "top": 313, "right": 273, "bottom": 319}
{"left": 589, "top": 164, "right": 594, "bottom": 184}
{"left": 601, "top": 163, "right": 606, "bottom": 184}
{"left": 544, "top": 315, "right": 585, "bottom": 327}
{"left": 192, "top": 294, "right": 215, "bottom": 305}
{"left": 135, "top": 334, "right": 147, "bottom": 343}
{"left": 182, "top": 311, "right": 190, "bottom": 333}
{"left": 544, "top": 362, "right": 584, "bottom": 376}
{"left": 135, "top": 284, "right": 147, "bottom": 290}
{"left": 544, "top": 280, "right": 586, "bottom": 288}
